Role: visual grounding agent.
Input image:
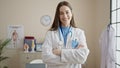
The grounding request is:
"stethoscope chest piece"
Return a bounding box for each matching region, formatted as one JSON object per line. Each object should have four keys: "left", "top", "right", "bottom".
{"left": 58, "top": 41, "right": 64, "bottom": 49}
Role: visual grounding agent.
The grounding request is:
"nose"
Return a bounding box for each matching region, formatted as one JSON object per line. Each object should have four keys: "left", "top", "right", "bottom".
{"left": 63, "top": 14, "right": 67, "bottom": 18}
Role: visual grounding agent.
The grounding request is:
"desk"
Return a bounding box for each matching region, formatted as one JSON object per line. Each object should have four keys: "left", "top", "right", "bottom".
{"left": 26, "top": 63, "right": 46, "bottom": 68}
{"left": 19, "top": 52, "right": 42, "bottom": 68}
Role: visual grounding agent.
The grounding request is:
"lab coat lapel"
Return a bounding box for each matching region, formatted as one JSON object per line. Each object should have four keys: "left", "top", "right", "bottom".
{"left": 58, "top": 27, "right": 64, "bottom": 43}
{"left": 66, "top": 27, "right": 73, "bottom": 48}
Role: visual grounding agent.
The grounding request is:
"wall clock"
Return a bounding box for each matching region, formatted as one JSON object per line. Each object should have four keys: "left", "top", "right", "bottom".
{"left": 40, "top": 15, "right": 51, "bottom": 26}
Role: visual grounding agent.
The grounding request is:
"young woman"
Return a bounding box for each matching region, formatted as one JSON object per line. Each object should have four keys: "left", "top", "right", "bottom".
{"left": 42, "top": 1, "right": 89, "bottom": 68}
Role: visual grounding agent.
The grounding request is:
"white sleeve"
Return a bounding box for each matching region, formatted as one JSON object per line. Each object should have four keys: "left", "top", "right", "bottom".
{"left": 108, "top": 26, "right": 116, "bottom": 62}
{"left": 61, "top": 30, "right": 90, "bottom": 64}
{"left": 42, "top": 31, "right": 65, "bottom": 65}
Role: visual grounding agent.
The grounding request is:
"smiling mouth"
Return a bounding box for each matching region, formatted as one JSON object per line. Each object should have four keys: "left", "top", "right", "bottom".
{"left": 62, "top": 18, "right": 68, "bottom": 21}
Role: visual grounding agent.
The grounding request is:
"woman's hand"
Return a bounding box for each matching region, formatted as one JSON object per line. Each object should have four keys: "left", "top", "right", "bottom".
{"left": 52, "top": 44, "right": 84, "bottom": 56}
{"left": 52, "top": 47, "right": 61, "bottom": 56}
{"left": 76, "top": 44, "right": 84, "bottom": 49}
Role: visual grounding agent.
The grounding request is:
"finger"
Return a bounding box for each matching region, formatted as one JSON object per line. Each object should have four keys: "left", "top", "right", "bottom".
{"left": 56, "top": 47, "right": 59, "bottom": 49}
{"left": 52, "top": 49, "right": 56, "bottom": 54}
{"left": 53, "top": 47, "right": 57, "bottom": 50}
{"left": 76, "top": 45, "right": 84, "bottom": 49}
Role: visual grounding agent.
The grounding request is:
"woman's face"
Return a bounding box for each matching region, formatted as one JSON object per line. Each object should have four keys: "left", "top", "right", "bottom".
{"left": 59, "top": 5, "right": 72, "bottom": 27}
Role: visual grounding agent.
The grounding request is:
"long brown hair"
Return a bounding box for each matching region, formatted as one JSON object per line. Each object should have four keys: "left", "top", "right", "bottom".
{"left": 49, "top": 1, "right": 76, "bottom": 31}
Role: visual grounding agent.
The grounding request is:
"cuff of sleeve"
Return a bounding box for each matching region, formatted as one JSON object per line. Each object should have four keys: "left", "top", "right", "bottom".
{"left": 61, "top": 49, "right": 67, "bottom": 63}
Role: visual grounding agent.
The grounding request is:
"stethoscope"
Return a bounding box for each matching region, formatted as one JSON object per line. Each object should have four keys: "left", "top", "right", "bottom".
{"left": 58, "top": 26, "right": 78, "bottom": 48}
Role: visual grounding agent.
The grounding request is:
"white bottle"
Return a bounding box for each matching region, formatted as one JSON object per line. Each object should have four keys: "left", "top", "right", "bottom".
{"left": 31, "top": 40, "right": 35, "bottom": 52}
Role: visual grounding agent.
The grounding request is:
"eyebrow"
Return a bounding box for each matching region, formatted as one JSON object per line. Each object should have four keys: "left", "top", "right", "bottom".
{"left": 60, "top": 9, "right": 70, "bottom": 12}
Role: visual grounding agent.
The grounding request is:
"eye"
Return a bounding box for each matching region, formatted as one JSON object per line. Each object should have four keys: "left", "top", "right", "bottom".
{"left": 66, "top": 10, "right": 70, "bottom": 14}
{"left": 66, "top": 11, "right": 69, "bottom": 14}
{"left": 60, "top": 12, "right": 64, "bottom": 15}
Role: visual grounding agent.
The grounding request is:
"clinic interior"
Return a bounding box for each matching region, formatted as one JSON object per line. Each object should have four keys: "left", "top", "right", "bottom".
{"left": 0, "top": 0, "right": 110, "bottom": 68}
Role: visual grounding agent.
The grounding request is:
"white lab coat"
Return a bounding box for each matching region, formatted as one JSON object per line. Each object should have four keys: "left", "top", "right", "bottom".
{"left": 42, "top": 27, "right": 89, "bottom": 68}
{"left": 99, "top": 25, "right": 116, "bottom": 68}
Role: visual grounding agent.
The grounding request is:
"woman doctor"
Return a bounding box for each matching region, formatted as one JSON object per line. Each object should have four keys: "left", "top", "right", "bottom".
{"left": 42, "top": 1, "right": 89, "bottom": 68}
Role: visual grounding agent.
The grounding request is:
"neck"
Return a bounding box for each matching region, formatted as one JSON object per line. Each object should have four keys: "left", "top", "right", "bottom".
{"left": 61, "top": 24, "right": 70, "bottom": 27}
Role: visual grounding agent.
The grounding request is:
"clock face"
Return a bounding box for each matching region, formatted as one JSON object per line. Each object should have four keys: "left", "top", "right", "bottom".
{"left": 40, "top": 15, "right": 51, "bottom": 26}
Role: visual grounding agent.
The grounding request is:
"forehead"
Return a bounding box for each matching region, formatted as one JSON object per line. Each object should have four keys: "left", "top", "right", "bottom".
{"left": 59, "top": 6, "right": 71, "bottom": 12}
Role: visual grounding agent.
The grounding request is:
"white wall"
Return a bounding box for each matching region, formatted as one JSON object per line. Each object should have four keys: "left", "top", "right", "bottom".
{"left": 0, "top": 0, "right": 110, "bottom": 68}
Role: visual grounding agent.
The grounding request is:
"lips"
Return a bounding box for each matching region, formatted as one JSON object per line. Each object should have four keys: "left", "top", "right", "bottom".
{"left": 62, "top": 18, "right": 69, "bottom": 21}
{"left": 63, "top": 19, "right": 67, "bottom": 21}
